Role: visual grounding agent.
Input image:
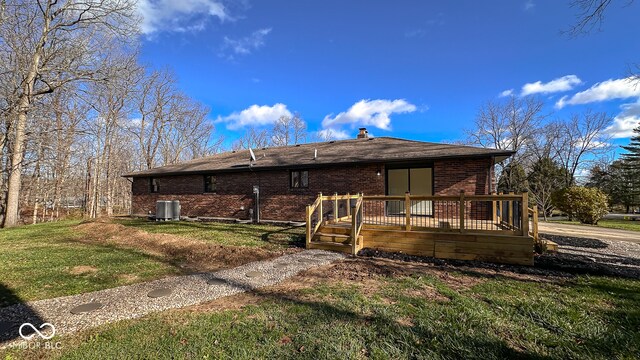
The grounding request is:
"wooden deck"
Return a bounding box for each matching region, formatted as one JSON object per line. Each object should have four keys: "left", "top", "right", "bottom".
{"left": 305, "top": 192, "right": 540, "bottom": 266}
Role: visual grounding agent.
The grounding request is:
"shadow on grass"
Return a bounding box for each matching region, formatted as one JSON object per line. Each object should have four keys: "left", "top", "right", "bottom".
{"left": 0, "top": 283, "right": 46, "bottom": 343}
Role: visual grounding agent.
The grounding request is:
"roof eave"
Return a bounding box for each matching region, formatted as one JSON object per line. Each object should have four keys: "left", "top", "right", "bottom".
{"left": 122, "top": 150, "right": 515, "bottom": 178}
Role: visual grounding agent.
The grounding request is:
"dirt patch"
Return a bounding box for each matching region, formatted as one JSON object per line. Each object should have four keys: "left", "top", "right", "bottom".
{"left": 69, "top": 266, "right": 98, "bottom": 275}
{"left": 403, "top": 285, "right": 449, "bottom": 302}
{"left": 74, "top": 220, "right": 299, "bottom": 273}
{"left": 186, "top": 292, "right": 265, "bottom": 313}
{"left": 118, "top": 274, "right": 140, "bottom": 283}
{"left": 395, "top": 316, "right": 415, "bottom": 327}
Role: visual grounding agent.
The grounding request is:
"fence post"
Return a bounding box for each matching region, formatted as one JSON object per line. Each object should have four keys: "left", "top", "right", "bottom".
{"left": 405, "top": 192, "right": 411, "bottom": 231}
{"left": 305, "top": 205, "right": 312, "bottom": 248}
{"left": 459, "top": 190, "right": 465, "bottom": 233}
{"left": 521, "top": 192, "right": 529, "bottom": 236}
{"left": 508, "top": 192, "right": 514, "bottom": 229}
{"left": 317, "top": 192, "right": 323, "bottom": 226}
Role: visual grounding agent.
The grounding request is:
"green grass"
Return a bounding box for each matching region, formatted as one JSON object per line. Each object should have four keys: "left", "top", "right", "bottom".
{"left": 4, "top": 268, "right": 639, "bottom": 359}
{"left": 0, "top": 219, "right": 303, "bottom": 307}
{"left": 0, "top": 220, "right": 178, "bottom": 307}
{"left": 114, "top": 218, "right": 305, "bottom": 248}
{"left": 551, "top": 219, "right": 640, "bottom": 232}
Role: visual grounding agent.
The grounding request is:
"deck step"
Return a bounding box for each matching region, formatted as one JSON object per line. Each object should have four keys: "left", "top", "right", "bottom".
{"left": 308, "top": 241, "right": 353, "bottom": 253}
{"left": 313, "top": 232, "right": 351, "bottom": 243}
{"left": 318, "top": 226, "right": 351, "bottom": 235}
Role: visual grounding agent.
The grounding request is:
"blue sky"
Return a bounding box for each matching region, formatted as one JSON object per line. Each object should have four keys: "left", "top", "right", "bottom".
{"left": 136, "top": 0, "right": 640, "bottom": 151}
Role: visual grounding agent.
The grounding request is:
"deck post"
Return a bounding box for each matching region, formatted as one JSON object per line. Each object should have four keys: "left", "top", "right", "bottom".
{"left": 350, "top": 205, "right": 357, "bottom": 255}
{"left": 305, "top": 205, "right": 311, "bottom": 248}
{"left": 521, "top": 192, "right": 529, "bottom": 236}
{"left": 346, "top": 192, "right": 350, "bottom": 220}
{"left": 317, "top": 192, "right": 323, "bottom": 226}
{"left": 497, "top": 192, "right": 503, "bottom": 224}
{"left": 459, "top": 190, "right": 465, "bottom": 233}
{"left": 508, "top": 192, "right": 514, "bottom": 229}
{"left": 533, "top": 205, "right": 539, "bottom": 241}
{"left": 491, "top": 191, "right": 497, "bottom": 225}
{"left": 405, "top": 192, "right": 411, "bottom": 231}
{"left": 333, "top": 192, "right": 338, "bottom": 223}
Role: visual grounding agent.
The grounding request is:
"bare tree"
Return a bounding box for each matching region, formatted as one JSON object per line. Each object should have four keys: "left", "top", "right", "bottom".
{"left": 159, "top": 93, "right": 216, "bottom": 165}
{"left": 0, "top": 0, "right": 138, "bottom": 227}
{"left": 566, "top": 0, "right": 638, "bottom": 81}
{"left": 131, "top": 69, "right": 176, "bottom": 170}
{"left": 466, "top": 96, "right": 546, "bottom": 190}
{"left": 271, "top": 113, "right": 307, "bottom": 146}
{"left": 232, "top": 126, "right": 271, "bottom": 150}
{"left": 551, "top": 111, "right": 613, "bottom": 187}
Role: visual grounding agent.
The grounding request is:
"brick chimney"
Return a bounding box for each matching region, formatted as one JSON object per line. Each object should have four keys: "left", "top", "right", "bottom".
{"left": 357, "top": 128, "right": 369, "bottom": 139}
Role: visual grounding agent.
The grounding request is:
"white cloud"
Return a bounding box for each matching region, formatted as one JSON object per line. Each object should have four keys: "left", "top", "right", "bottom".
{"left": 322, "top": 99, "right": 417, "bottom": 131}
{"left": 605, "top": 115, "right": 640, "bottom": 138}
{"left": 217, "top": 103, "right": 292, "bottom": 130}
{"left": 222, "top": 28, "right": 272, "bottom": 58}
{"left": 555, "top": 77, "right": 640, "bottom": 109}
{"left": 521, "top": 75, "right": 582, "bottom": 96}
{"left": 499, "top": 89, "right": 514, "bottom": 97}
{"left": 316, "top": 129, "right": 351, "bottom": 141}
{"left": 524, "top": 0, "right": 535, "bottom": 11}
{"left": 137, "top": 0, "right": 230, "bottom": 34}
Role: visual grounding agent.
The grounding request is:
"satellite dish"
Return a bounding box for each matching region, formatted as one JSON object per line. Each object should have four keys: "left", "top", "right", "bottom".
{"left": 249, "top": 148, "right": 256, "bottom": 163}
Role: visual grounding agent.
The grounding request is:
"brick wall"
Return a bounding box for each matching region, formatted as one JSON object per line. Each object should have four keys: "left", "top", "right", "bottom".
{"left": 433, "top": 158, "right": 494, "bottom": 220}
{"left": 131, "top": 158, "right": 495, "bottom": 221}
{"left": 132, "top": 163, "right": 385, "bottom": 221}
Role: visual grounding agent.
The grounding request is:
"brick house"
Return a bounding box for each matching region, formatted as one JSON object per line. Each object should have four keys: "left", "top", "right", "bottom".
{"left": 124, "top": 129, "right": 513, "bottom": 221}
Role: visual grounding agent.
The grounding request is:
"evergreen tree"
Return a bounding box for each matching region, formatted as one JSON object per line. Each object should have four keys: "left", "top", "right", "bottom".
{"left": 620, "top": 125, "right": 640, "bottom": 212}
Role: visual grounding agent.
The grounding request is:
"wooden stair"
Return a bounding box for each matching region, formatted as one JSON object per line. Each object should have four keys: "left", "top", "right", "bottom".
{"left": 307, "top": 224, "right": 363, "bottom": 254}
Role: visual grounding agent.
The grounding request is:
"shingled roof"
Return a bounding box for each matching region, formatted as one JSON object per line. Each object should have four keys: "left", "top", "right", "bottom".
{"left": 123, "top": 137, "right": 513, "bottom": 177}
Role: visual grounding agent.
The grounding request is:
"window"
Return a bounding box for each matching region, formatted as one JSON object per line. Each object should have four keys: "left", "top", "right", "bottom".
{"left": 290, "top": 170, "right": 308, "bottom": 188}
{"left": 150, "top": 178, "right": 159, "bottom": 193}
{"left": 204, "top": 175, "right": 217, "bottom": 193}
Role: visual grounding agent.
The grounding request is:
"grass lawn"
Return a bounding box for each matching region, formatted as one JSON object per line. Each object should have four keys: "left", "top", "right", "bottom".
{"left": 0, "top": 220, "right": 178, "bottom": 307}
{"left": 552, "top": 219, "right": 640, "bottom": 232}
{"left": 3, "top": 258, "right": 639, "bottom": 359}
{"left": 114, "top": 218, "right": 305, "bottom": 248}
{"left": 0, "top": 219, "right": 303, "bottom": 307}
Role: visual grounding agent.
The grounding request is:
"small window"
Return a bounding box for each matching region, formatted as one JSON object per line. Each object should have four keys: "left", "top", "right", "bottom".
{"left": 150, "top": 178, "right": 159, "bottom": 193}
{"left": 204, "top": 175, "right": 217, "bottom": 193}
{"left": 290, "top": 170, "right": 308, "bottom": 188}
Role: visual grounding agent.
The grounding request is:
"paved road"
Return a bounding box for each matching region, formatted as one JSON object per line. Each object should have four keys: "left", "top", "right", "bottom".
{"left": 539, "top": 222, "right": 640, "bottom": 244}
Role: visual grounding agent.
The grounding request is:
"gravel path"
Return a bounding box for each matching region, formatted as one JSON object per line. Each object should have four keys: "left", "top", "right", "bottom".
{"left": 0, "top": 250, "right": 344, "bottom": 347}
{"left": 538, "top": 222, "right": 640, "bottom": 244}
{"left": 537, "top": 233, "right": 640, "bottom": 278}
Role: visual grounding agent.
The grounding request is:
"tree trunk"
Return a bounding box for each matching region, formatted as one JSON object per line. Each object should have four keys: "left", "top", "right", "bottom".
{"left": 3, "top": 97, "right": 29, "bottom": 227}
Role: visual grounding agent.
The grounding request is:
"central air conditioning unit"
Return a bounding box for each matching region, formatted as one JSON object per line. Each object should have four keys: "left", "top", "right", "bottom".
{"left": 155, "top": 200, "right": 173, "bottom": 221}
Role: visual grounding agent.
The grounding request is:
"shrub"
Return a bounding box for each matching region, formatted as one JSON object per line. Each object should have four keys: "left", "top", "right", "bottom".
{"left": 551, "top": 186, "right": 609, "bottom": 224}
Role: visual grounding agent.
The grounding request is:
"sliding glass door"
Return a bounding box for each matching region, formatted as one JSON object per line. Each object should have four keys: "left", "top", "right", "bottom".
{"left": 386, "top": 167, "right": 433, "bottom": 216}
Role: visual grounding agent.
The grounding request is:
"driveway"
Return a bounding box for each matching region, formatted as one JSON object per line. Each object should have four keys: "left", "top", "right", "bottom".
{"left": 539, "top": 222, "right": 640, "bottom": 244}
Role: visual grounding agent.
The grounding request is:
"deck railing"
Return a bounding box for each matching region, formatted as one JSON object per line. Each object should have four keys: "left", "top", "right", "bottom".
{"left": 306, "top": 191, "right": 537, "bottom": 242}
